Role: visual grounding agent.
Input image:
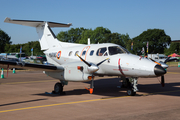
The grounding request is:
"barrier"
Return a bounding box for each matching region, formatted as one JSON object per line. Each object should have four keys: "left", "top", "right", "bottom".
{"left": 1, "top": 68, "right": 4, "bottom": 78}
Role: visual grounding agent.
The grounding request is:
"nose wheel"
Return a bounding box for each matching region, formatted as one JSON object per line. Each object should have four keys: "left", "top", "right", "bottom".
{"left": 123, "top": 77, "right": 138, "bottom": 96}
{"left": 127, "top": 89, "right": 136, "bottom": 96}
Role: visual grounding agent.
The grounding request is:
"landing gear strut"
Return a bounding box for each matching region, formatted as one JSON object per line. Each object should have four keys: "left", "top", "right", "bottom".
{"left": 85, "top": 76, "right": 94, "bottom": 94}
{"left": 121, "top": 77, "right": 131, "bottom": 88}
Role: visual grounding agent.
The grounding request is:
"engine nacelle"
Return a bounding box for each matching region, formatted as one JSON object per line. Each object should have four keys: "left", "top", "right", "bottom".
{"left": 44, "top": 62, "right": 93, "bottom": 82}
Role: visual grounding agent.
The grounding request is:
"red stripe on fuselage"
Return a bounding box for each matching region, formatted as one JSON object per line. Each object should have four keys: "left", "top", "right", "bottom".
{"left": 118, "top": 58, "right": 125, "bottom": 76}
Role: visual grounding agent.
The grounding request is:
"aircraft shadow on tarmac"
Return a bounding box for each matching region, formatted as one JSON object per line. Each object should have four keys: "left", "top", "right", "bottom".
{"left": 0, "top": 98, "right": 47, "bottom": 107}
{"left": 32, "top": 78, "right": 180, "bottom": 97}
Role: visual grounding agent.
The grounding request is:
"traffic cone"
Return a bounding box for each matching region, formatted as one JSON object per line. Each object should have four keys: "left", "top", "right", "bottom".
{"left": 13, "top": 68, "right": 16, "bottom": 74}
{"left": 1, "top": 68, "right": 4, "bottom": 78}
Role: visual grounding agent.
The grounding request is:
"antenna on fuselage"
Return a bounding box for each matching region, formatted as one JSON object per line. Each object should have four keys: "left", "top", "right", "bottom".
{"left": 88, "top": 38, "right": 90, "bottom": 45}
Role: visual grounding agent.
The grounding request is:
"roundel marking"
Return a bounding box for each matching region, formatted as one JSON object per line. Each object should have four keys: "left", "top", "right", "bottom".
{"left": 56, "top": 51, "right": 61, "bottom": 60}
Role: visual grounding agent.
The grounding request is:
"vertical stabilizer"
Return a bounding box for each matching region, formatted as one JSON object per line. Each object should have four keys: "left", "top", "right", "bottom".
{"left": 36, "top": 22, "right": 61, "bottom": 50}
{"left": 4, "top": 17, "right": 72, "bottom": 50}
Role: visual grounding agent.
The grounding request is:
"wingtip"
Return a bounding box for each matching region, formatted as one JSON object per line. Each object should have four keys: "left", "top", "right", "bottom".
{"left": 4, "top": 17, "right": 11, "bottom": 22}
{"left": 68, "top": 23, "right": 72, "bottom": 26}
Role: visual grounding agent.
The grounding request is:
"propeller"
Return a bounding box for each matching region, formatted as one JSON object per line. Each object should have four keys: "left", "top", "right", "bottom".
{"left": 159, "top": 57, "right": 171, "bottom": 87}
{"left": 76, "top": 54, "right": 109, "bottom": 93}
{"left": 76, "top": 54, "right": 91, "bottom": 67}
{"left": 149, "top": 58, "right": 166, "bottom": 87}
{"left": 76, "top": 54, "right": 109, "bottom": 67}
{"left": 160, "top": 56, "right": 179, "bottom": 87}
{"left": 164, "top": 56, "right": 178, "bottom": 63}
{"left": 164, "top": 57, "right": 171, "bottom": 63}
{"left": 161, "top": 75, "right": 165, "bottom": 87}
{"left": 149, "top": 58, "right": 161, "bottom": 65}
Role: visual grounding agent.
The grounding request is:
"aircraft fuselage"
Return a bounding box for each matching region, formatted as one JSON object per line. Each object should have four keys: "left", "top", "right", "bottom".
{"left": 44, "top": 43, "right": 166, "bottom": 80}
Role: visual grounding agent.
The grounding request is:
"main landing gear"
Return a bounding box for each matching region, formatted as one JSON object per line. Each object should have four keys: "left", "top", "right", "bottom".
{"left": 121, "top": 77, "right": 139, "bottom": 96}
{"left": 85, "top": 77, "right": 94, "bottom": 94}
{"left": 52, "top": 81, "right": 67, "bottom": 95}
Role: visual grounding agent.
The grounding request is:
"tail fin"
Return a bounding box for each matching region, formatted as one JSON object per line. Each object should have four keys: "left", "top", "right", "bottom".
{"left": 4, "top": 17, "right": 72, "bottom": 50}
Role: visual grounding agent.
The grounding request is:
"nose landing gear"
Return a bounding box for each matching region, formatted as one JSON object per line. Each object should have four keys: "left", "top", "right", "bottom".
{"left": 121, "top": 77, "right": 138, "bottom": 96}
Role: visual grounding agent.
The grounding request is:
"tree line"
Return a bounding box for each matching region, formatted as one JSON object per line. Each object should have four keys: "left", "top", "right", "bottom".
{"left": 0, "top": 27, "right": 179, "bottom": 56}
{"left": 4, "top": 41, "right": 43, "bottom": 56}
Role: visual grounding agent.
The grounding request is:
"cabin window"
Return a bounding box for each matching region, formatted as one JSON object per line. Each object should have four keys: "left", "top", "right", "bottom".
{"left": 96, "top": 47, "right": 107, "bottom": 56}
{"left": 69, "top": 51, "right": 72, "bottom": 56}
{"left": 90, "top": 50, "right": 94, "bottom": 56}
{"left": 75, "top": 51, "right": 79, "bottom": 56}
{"left": 82, "top": 51, "right": 86, "bottom": 56}
{"left": 108, "top": 46, "right": 124, "bottom": 55}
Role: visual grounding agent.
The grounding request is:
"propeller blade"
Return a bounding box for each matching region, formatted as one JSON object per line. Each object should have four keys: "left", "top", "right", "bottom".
{"left": 164, "top": 57, "right": 171, "bottom": 63}
{"left": 76, "top": 54, "right": 109, "bottom": 67}
{"left": 161, "top": 75, "right": 165, "bottom": 87}
{"left": 97, "top": 58, "right": 109, "bottom": 66}
{"left": 165, "top": 57, "right": 178, "bottom": 63}
{"left": 76, "top": 54, "right": 91, "bottom": 67}
{"left": 149, "top": 58, "right": 161, "bottom": 66}
{"left": 149, "top": 58, "right": 155, "bottom": 62}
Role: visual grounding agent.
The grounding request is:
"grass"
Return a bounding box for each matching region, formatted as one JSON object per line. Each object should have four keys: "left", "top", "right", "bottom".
{"left": 166, "top": 61, "right": 180, "bottom": 67}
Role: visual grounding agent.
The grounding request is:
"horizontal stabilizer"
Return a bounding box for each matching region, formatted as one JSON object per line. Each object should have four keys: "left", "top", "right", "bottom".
{"left": 4, "top": 17, "right": 72, "bottom": 28}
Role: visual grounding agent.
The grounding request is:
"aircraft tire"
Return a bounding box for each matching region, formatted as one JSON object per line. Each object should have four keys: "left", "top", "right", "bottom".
{"left": 54, "top": 82, "right": 63, "bottom": 94}
{"left": 127, "top": 89, "right": 136, "bottom": 96}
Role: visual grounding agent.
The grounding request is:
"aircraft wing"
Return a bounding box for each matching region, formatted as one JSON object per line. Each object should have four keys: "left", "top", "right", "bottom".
{"left": 0, "top": 60, "right": 64, "bottom": 71}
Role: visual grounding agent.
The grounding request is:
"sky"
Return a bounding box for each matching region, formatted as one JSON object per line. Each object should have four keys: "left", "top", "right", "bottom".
{"left": 0, "top": 0, "right": 180, "bottom": 44}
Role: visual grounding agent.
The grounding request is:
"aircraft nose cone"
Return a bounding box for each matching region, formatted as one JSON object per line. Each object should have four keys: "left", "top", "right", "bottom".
{"left": 154, "top": 65, "right": 166, "bottom": 76}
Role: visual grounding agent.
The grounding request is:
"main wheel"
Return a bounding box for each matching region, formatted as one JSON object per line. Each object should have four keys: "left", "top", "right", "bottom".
{"left": 127, "top": 89, "right": 136, "bottom": 96}
{"left": 54, "top": 82, "right": 63, "bottom": 94}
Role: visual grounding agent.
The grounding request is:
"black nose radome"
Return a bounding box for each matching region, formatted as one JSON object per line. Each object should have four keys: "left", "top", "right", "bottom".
{"left": 154, "top": 65, "right": 166, "bottom": 76}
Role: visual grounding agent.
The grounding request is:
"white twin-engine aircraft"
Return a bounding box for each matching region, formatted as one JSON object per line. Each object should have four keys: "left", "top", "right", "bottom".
{"left": 0, "top": 17, "right": 167, "bottom": 96}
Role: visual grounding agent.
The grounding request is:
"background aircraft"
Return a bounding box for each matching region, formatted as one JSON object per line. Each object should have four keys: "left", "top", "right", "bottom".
{"left": 0, "top": 18, "right": 167, "bottom": 96}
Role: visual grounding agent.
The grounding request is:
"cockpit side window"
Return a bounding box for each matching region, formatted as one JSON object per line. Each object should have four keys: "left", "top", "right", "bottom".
{"left": 108, "top": 46, "right": 125, "bottom": 55}
{"left": 96, "top": 47, "right": 107, "bottom": 56}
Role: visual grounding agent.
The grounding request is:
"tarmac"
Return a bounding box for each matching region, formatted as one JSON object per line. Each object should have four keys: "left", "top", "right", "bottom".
{"left": 0, "top": 66, "right": 180, "bottom": 120}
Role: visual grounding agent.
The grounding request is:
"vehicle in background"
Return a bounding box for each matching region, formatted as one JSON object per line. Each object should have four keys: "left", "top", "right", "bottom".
{"left": 148, "top": 54, "right": 167, "bottom": 62}
{"left": 8, "top": 53, "right": 26, "bottom": 61}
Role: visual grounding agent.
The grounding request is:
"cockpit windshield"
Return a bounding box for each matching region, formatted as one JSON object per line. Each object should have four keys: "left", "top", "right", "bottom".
{"left": 108, "top": 46, "right": 129, "bottom": 55}
{"left": 121, "top": 46, "right": 130, "bottom": 54}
